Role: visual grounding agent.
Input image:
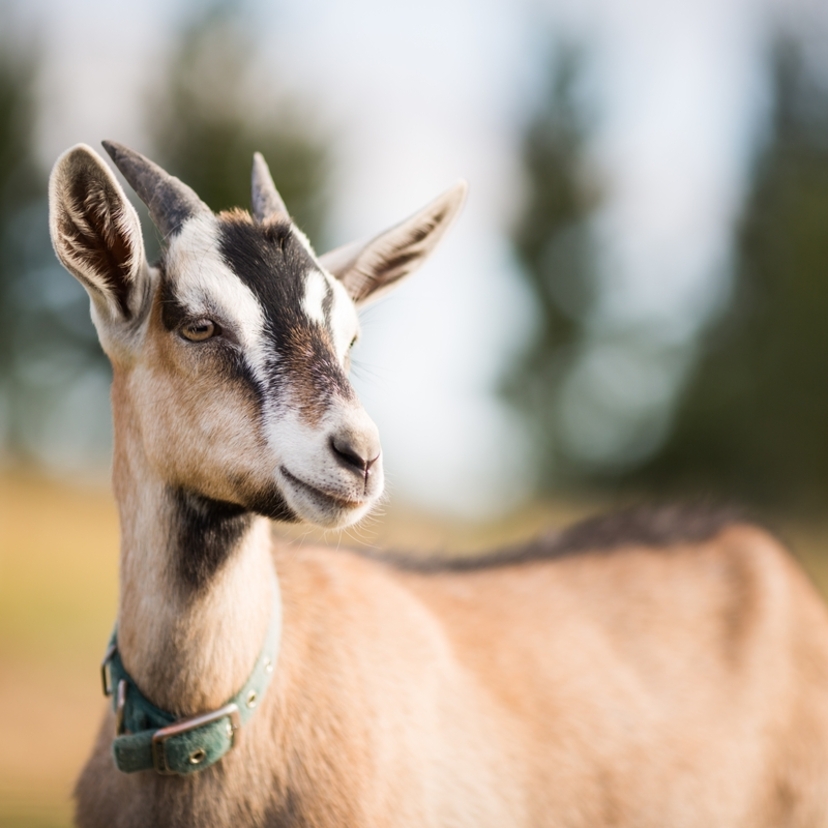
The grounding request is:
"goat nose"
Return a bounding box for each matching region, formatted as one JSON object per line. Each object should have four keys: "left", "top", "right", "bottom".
{"left": 330, "top": 429, "right": 381, "bottom": 477}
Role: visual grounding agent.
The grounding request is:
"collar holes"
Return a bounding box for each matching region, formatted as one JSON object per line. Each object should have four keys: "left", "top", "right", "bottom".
{"left": 188, "top": 748, "right": 207, "bottom": 765}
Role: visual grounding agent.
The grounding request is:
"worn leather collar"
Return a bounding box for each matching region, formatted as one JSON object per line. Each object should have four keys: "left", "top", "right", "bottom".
{"left": 100, "top": 575, "right": 281, "bottom": 776}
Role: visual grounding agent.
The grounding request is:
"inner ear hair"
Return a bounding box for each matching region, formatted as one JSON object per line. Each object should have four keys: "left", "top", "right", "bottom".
{"left": 49, "top": 144, "right": 145, "bottom": 320}
{"left": 319, "top": 180, "right": 468, "bottom": 306}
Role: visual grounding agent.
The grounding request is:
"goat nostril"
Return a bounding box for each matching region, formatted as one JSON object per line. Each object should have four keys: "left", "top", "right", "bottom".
{"left": 331, "top": 436, "right": 369, "bottom": 473}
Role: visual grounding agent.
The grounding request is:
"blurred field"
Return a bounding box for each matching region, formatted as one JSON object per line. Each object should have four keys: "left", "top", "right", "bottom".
{"left": 0, "top": 473, "right": 118, "bottom": 828}
{"left": 3, "top": 471, "right": 828, "bottom": 827}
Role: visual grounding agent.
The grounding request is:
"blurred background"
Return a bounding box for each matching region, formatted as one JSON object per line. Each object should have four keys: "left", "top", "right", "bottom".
{"left": 2, "top": 0, "right": 828, "bottom": 823}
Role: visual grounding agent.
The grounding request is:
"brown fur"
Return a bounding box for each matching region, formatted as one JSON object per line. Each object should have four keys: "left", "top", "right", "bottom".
{"left": 48, "top": 145, "right": 828, "bottom": 828}
{"left": 75, "top": 518, "right": 828, "bottom": 827}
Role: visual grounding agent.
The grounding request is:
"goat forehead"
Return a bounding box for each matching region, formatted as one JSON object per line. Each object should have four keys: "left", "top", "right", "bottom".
{"left": 215, "top": 216, "right": 356, "bottom": 350}
{"left": 215, "top": 217, "right": 358, "bottom": 409}
{"left": 162, "top": 213, "right": 354, "bottom": 339}
{"left": 160, "top": 214, "right": 356, "bottom": 410}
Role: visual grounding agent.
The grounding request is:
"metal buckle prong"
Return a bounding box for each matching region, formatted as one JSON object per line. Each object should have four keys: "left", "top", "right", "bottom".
{"left": 115, "top": 680, "right": 128, "bottom": 735}
{"left": 101, "top": 642, "right": 117, "bottom": 697}
{"left": 151, "top": 703, "right": 242, "bottom": 776}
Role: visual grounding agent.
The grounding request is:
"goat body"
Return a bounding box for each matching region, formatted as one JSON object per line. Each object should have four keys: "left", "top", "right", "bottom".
{"left": 48, "top": 143, "right": 828, "bottom": 827}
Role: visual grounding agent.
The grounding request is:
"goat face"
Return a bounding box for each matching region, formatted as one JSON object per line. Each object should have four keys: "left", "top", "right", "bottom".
{"left": 49, "top": 143, "right": 466, "bottom": 529}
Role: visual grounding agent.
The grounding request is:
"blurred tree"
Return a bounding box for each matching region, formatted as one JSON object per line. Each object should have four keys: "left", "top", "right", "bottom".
{"left": 146, "top": 2, "right": 331, "bottom": 252}
{"left": 0, "top": 31, "right": 107, "bottom": 466}
{"left": 631, "top": 39, "right": 828, "bottom": 508}
{"left": 0, "top": 3, "right": 333, "bottom": 471}
{"left": 503, "top": 45, "right": 602, "bottom": 490}
{"left": 0, "top": 35, "right": 38, "bottom": 453}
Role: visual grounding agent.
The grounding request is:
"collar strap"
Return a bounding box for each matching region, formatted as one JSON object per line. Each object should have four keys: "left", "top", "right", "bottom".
{"left": 100, "top": 576, "right": 281, "bottom": 776}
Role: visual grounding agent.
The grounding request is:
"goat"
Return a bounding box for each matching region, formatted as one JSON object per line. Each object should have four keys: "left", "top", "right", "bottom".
{"left": 49, "top": 142, "right": 828, "bottom": 827}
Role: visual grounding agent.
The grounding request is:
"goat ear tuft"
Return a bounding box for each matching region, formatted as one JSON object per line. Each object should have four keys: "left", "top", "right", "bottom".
{"left": 318, "top": 181, "right": 467, "bottom": 306}
{"left": 49, "top": 144, "right": 147, "bottom": 321}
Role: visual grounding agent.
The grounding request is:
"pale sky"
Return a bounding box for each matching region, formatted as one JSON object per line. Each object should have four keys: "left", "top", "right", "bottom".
{"left": 17, "top": 0, "right": 820, "bottom": 515}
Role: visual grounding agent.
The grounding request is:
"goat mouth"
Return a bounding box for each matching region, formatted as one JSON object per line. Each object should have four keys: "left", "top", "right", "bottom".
{"left": 280, "top": 467, "right": 365, "bottom": 512}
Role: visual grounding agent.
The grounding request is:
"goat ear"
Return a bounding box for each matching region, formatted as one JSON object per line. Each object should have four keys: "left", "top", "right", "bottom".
{"left": 318, "top": 181, "right": 467, "bottom": 305}
{"left": 49, "top": 144, "right": 148, "bottom": 323}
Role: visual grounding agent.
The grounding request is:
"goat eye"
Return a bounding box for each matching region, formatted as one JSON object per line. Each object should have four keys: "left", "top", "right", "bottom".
{"left": 180, "top": 320, "right": 218, "bottom": 342}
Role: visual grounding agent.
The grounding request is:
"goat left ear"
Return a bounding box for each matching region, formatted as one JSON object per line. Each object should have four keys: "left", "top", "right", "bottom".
{"left": 318, "top": 181, "right": 467, "bottom": 305}
{"left": 49, "top": 144, "right": 148, "bottom": 324}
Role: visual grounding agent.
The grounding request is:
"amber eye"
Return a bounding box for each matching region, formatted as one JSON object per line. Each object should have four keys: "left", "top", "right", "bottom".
{"left": 180, "top": 320, "right": 218, "bottom": 342}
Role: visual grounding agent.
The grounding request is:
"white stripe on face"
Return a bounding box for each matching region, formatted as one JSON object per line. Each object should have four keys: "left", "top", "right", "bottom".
{"left": 324, "top": 270, "right": 360, "bottom": 359}
{"left": 165, "top": 214, "right": 269, "bottom": 380}
{"left": 302, "top": 269, "right": 328, "bottom": 326}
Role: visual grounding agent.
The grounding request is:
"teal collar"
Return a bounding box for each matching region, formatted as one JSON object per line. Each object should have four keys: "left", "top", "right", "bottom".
{"left": 100, "top": 576, "right": 282, "bottom": 776}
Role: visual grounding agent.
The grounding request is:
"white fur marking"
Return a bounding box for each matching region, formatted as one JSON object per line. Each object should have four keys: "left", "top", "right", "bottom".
{"left": 302, "top": 270, "right": 328, "bottom": 326}
{"left": 165, "top": 215, "right": 270, "bottom": 380}
{"left": 323, "top": 270, "right": 360, "bottom": 358}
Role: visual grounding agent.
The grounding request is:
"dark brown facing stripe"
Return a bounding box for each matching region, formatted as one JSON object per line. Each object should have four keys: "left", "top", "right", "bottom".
{"left": 217, "top": 213, "right": 353, "bottom": 423}
{"left": 170, "top": 488, "right": 253, "bottom": 590}
{"left": 170, "top": 485, "right": 297, "bottom": 590}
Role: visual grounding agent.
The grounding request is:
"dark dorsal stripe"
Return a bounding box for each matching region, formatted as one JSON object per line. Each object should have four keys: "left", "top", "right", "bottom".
{"left": 374, "top": 503, "right": 757, "bottom": 573}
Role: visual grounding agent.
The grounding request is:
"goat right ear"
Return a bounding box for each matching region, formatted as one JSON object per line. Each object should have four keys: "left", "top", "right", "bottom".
{"left": 49, "top": 144, "right": 148, "bottom": 324}
{"left": 318, "top": 181, "right": 467, "bottom": 306}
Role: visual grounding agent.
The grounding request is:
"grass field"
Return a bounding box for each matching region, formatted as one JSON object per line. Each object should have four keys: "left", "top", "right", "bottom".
{"left": 3, "top": 471, "right": 828, "bottom": 826}
{"left": 1, "top": 474, "right": 118, "bottom": 828}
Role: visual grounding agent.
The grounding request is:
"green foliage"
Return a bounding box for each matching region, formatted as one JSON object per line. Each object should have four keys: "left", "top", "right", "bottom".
{"left": 632, "top": 40, "right": 828, "bottom": 508}
{"left": 147, "top": 4, "right": 331, "bottom": 251}
{"left": 0, "top": 36, "right": 38, "bottom": 385}
{"left": 504, "top": 45, "right": 601, "bottom": 489}
{"left": 0, "top": 32, "right": 106, "bottom": 463}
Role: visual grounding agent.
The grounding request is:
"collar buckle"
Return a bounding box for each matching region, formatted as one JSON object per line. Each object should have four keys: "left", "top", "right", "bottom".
{"left": 101, "top": 641, "right": 117, "bottom": 696}
{"left": 150, "top": 703, "right": 242, "bottom": 775}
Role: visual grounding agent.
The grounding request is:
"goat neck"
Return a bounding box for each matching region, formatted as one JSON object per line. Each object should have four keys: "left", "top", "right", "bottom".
{"left": 111, "top": 374, "right": 275, "bottom": 715}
